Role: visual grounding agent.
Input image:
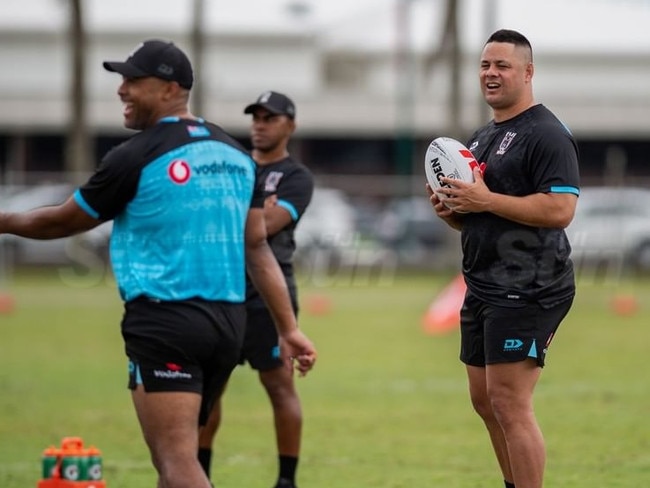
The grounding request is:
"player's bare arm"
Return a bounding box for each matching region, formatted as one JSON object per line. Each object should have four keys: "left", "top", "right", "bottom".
{"left": 0, "top": 196, "right": 102, "bottom": 239}
{"left": 263, "top": 197, "right": 293, "bottom": 236}
{"left": 440, "top": 169, "right": 577, "bottom": 228}
{"left": 245, "top": 207, "right": 296, "bottom": 334}
{"left": 245, "top": 207, "right": 317, "bottom": 374}
{"left": 481, "top": 191, "right": 576, "bottom": 228}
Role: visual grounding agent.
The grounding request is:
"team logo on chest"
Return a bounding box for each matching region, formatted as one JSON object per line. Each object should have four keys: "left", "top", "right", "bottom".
{"left": 264, "top": 171, "right": 284, "bottom": 192}
{"left": 168, "top": 159, "right": 191, "bottom": 184}
{"left": 496, "top": 131, "right": 517, "bottom": 155}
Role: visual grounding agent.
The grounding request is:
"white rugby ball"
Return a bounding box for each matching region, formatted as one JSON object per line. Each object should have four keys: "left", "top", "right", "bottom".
{"left": 424, "top": 136, "right": 477, "bottom": 211}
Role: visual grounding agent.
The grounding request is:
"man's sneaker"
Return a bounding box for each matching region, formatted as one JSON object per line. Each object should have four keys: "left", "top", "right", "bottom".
{"left": 274, "top": 479, "right": 297, "bottom": 488}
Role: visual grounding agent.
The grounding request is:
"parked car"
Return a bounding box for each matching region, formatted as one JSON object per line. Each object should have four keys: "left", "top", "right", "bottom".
{"left": 567, "top": 186, "right": 650, "bottom": 271}
{"left": 371, "top": 195, "right": 459, "bottom": 269}
{"left": 293, "top": 187, "right": 358, "bottom": 267}
{"left": 375, "top": 196, "right": 450, "bottom": 250}
{"left": 0, "top": 184, "right": 112, "bottom": 266}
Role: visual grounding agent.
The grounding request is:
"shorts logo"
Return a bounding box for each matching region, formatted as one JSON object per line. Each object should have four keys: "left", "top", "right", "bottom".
{"left": 153, "top": 363, "right": 192, "bottom": 380}
{"left": 168, "top": 159, "right": 191, "bottom": 184}
{"left": 503, "top": 339, "right": 523, "bottom": 351}
{"left": 166, "top": 362, "right": 182, "bottom": 371}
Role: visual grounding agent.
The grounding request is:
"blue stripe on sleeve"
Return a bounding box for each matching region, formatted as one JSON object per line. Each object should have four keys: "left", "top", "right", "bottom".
{"left": 550, "top": 186, "right": 580, "bottom": 196}
{"left": 73, "top": 189, "right": 100, "bottom": 219}
{"left": 277, "top": 199, "right": 299, "bottom": 221}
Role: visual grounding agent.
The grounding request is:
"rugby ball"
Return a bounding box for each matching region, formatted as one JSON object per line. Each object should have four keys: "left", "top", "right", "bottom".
{"left": 424, "top": 136, "right": 477, "bottom": 211}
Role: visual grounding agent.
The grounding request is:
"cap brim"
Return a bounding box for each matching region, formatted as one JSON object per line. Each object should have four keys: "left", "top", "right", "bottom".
{"left": 244, "top": 102, "right": 295, "bottom": 117}
{"left": 103, "top": 61, "right": 149, "bottom": 78}
{"left": 244, "top": 103, "right": 286, "bottom": 115}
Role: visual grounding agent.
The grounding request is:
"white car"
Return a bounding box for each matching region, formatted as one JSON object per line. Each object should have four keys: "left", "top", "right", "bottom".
{"left": 567, "top": 186, "right": 650, "bottom": 272}
{"left": 294, "top": 187, "right": 357, "bottom": 249}
{"left": 292, "top": 187, "right": 359, "bottom": 268}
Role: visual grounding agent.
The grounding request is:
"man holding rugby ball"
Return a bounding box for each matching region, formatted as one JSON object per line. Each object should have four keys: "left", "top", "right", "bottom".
{"left": 427, "top": 29, "right": 580, "bottom": 488}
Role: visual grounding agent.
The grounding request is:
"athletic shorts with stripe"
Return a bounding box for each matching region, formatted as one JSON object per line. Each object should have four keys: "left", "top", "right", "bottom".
{"left": 122, "top": 297, "right": 246, "bottom": 424}
{"left": 460, "top": 292, "right": 573, "bottom": 367}
{"left": 240, "top": 297, "right": 298, "bottom": 371}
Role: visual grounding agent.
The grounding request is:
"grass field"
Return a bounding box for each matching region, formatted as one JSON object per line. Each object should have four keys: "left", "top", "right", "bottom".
{"left": 1, "top": 266, "right": 649, "bottom": 487}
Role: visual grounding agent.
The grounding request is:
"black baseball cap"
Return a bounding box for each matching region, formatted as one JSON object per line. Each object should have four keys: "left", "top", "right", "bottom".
{"left": 103, "top": 39, "right": 193, "bottom": 89}
{"left": 244, "top": 91, "right": 296, "bottom": 118}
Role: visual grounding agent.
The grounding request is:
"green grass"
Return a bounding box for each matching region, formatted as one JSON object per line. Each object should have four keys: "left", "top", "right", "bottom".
{"left": 1, "top": 267, "right": 649, "bottom": 487}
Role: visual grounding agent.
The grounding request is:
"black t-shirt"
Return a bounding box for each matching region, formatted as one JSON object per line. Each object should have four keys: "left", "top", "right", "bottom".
{"left": 460, "top": 104, "right": 580, "bottom": 308}
{"left": 246, "top": 156, "right": 314, "bottom": 306}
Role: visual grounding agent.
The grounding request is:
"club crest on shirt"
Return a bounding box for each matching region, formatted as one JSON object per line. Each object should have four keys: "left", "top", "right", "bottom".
{"left": 168, "top": 159, "right": 191, "bottom": 184}
{"left": 264, "top": 171, "right": 284, "bottom": 192}
{"left": 496, "top": 131, "right": 517, "bottom": 155}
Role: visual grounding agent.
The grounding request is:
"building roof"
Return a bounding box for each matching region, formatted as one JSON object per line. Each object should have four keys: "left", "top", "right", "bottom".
{"left": 2, "top": 0, "right": 649, "bottom": 53}
{"left": 0, "top": 0, "right": 649, "bottom": 136}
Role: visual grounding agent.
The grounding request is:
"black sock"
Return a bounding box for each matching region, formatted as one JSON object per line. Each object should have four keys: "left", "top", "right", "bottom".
{"left": 278, "top": 455, "right": 298, "bottom": 483}
{"left": 504, "top": 481, "right": 515, "bottom": 488}
{"left": 198, "top": 447, "right": 213, "bottom": 478}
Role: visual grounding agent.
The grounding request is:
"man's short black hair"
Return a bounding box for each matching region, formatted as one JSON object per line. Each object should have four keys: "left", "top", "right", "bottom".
{"left": 485, "top": 29, "right": 533, "bottom": 62}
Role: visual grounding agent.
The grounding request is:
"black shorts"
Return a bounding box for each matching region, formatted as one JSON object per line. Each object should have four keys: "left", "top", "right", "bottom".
{"left": 459, "top": 292, "right": 573, "bottom": 367}
{"left": 122, "top": 297, "right": 246, "bottom": 423}
{"left": 241, "top": 302, "right": 298, "bottom": 371}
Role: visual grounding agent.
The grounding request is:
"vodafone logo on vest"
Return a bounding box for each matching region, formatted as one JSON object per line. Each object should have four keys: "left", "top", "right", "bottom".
{"left": 168, "top": 159, "right": 191, "bottom": 184}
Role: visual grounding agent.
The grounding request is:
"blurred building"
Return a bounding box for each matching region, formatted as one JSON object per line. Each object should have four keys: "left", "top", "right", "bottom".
{"left": 0, "top": 0, "right": 649, "bottom": 190}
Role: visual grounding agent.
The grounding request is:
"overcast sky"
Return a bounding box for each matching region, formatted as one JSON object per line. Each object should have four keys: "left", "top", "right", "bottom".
{"left": 1, "top": 0, "right": 649, "bottom": 53}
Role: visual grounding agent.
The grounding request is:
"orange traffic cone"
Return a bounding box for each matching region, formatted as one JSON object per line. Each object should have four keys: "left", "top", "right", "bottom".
{"left": 0, "top": 292, "right": 15, "bottom": 314}
{"left": 303, "top": 293, "right": 333, "bottom": 316}
{"left": 610, "top": 293, "right": 638, "bottom": 317}
{"left": 422, "top": 274, "right": 466, "bottom": 335}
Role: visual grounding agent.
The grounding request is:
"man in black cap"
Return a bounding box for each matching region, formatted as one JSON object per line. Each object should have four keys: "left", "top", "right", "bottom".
{"left": 0, "top": 41, "right": 317, "bottom": 488}
{"left": 198, "top": 91, "right": 313, "bottom": 488}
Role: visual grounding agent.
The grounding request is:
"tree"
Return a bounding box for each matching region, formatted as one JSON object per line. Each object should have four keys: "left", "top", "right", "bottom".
{"left": 66, "top": 0, "right": 92, "bottom": 184}
{"left": 190, "top": 0, "right": 206, "bottom": 116}
{"left": 423, "top": 0, "right": 461, "bottom": 139}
